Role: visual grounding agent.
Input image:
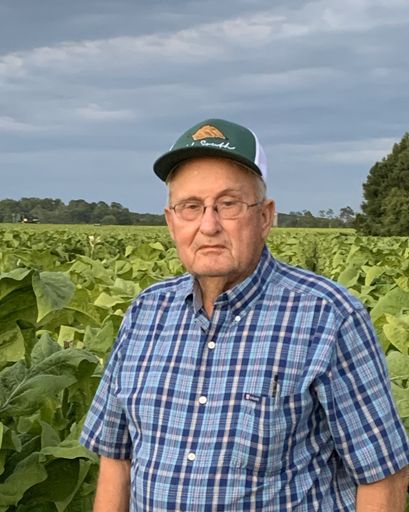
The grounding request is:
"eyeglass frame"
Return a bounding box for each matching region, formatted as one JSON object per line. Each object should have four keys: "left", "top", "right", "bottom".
{"left": 168, "top": 198, "right": 265, "bottom": 221}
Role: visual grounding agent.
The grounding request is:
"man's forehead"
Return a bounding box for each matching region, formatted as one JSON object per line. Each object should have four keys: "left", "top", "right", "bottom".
{"left": 173, "top": 187, "right": 246, "bottom": 201}
{"left": 166, "top": 156, "right": 265, "bottom": 203}
{"left": 170, "top": 156, "right": 259, "bottom": 182}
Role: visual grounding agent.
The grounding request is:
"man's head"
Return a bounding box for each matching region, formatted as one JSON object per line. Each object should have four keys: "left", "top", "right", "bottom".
{"left": 154, "top": 119, "right": 275, "bottom": 291}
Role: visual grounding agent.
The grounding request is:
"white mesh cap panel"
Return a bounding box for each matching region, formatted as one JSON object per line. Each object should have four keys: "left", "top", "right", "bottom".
{"left": 250, "top": 129, "right": 268, "bottom": 182}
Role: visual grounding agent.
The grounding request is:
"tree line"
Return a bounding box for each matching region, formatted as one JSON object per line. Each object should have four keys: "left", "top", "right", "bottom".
{"left": 0, "top": 197, "right": 356, "bottom": 228}
{"left": 0, "top": 198, "right": 165, "bottom": 226}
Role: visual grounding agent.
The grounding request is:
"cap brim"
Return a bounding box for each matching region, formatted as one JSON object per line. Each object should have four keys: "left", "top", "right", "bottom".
{"left": 153, "top": 146, "right": 263, "bottom": 182}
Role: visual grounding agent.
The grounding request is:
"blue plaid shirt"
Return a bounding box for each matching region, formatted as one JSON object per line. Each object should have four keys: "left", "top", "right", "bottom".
{"left": 80, "top": 246, "right": 409, "bottom": 511}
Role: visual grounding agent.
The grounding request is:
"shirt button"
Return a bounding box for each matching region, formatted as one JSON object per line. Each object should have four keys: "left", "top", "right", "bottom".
{"left": 234, "top": 315, "right": 241, "bottom": 322}
{"left": 187, "top": 452, "right": 196, "bottom": 461}
{"left": 208, "top": 341, "right": 216, "bottom": 349}
{"left": 198, "top": 396, "right": 207, "bottom": 405}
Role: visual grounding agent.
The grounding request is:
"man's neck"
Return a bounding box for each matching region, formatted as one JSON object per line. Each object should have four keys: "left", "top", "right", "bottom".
{"left": 196, "top": 277, "right": 228, "bottom": 317}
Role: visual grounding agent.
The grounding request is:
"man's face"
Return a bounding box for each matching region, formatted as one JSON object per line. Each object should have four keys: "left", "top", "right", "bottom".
{"left": 165, "top": 157, "right": 275, "bottom": 290}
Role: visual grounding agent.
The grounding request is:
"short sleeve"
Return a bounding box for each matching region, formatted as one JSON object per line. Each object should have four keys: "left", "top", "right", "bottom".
{"left": 317, "top": 307, "right": 409, "bottom": 484}
{"left": 80, "top": 317, "right": 132, "bottom": 459}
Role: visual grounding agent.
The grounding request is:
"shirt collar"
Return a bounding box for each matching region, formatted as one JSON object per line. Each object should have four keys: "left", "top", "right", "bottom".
{"left": 181, "top": 245, "right": 276, "bottom": 317}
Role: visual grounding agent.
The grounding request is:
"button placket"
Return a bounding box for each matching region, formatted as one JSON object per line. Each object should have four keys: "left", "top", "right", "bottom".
{"left": 183, "top": 309, "right": 226, "bottom": 468}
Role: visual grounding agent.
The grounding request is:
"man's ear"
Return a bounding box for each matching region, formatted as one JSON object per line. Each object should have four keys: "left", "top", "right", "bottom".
{"left": 165, "top": 207, "right": 176, "bottom": 241}
{"left": 261, "top": 199, "right": 276, "bottom": 239}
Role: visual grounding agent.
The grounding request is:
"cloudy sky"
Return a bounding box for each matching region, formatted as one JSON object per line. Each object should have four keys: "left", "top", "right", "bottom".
{"left": 1, "top": 0, "right": 408, "bottom": 215}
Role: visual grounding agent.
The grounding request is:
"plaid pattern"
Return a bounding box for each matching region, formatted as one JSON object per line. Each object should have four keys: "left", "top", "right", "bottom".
{"left": 80, "top": 246, "right": 409, "bottom": 511}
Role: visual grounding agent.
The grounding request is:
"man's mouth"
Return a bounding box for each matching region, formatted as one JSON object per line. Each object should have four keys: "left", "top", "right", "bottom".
{"left": 198, "top": 245, "right": 226, "bottom": 251}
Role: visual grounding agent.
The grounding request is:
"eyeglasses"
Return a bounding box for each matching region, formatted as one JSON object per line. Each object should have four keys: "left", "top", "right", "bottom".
{"left": 169, "top": 199, "right": 263, "bottom": 221}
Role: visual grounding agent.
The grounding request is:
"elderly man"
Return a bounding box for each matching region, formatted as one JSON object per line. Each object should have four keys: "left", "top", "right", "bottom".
{"left": 80, "top": 119, "right": 409, "bottom": 511}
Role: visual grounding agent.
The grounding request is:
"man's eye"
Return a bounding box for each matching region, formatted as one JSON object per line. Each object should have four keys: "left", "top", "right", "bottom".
{"left": 183, "top": 202, "right": 202, "bottom": 211}
{"left": 219, "top": 200, "right": 238, "bottom": 209}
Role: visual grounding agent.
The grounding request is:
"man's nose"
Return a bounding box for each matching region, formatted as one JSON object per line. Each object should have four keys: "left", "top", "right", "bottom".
{"left": 199, "top": 205, "right": 222, "bottom": 234}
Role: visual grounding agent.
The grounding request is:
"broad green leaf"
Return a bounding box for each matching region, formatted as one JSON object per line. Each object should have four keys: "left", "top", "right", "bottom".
{"left": 371, "top": 287, "right": 409, "bottom": 323}
{"left": 31, "top": 332, "right": 61, "bottom": 366}
{"left": 112, "top": 277, "right": 140, "bottom": 297}
{"left": 391, "top": 382, "right": 409, "bottom": 403}
{"left": 0, "top": 288, "right": 37, "bottom": 331}
{"left": 149, "top": 241, "right": 165, "bottom": 251}
{"left": 13, "top": 249, "right": 59, "bottom": 271}
{"left": 41, "top": 440, "right": 98, "bottom": 462}
{"left": 395, "top": 276, "right": 409, "bottom": 292}
{"left": 396, "top": 399, "right": 409, "bottom": 419}
{"left": 55, "top": 459, "right": 94, "bottom": 512}
{"left": 83, "top": 258, "right": 113, "bottom": 285}
{"left": 0, "top": 452, "right": 47, "bottom": 508}
{"left": 84, "top": 321, "right": 115, "bottom": 355}
{"left": 0, "top": 452, "right": 5, "bottom": 478}
{"left": 14, "top": 503, "right": 55, "bottom": 512}
{"left": 66, "top": 288, "right": 102, "bottom": 325}
{"left": 94, "top": 291, "right": 129, "bottom": 310}
{"left": 0, "top": 349, "right": 98, "bottom": 418}
{"left": 383, "top": 314, "right": 409, "bottom": 354}
{"left": 32, "top": 271, "right": 75, "bottom": 322}
{"left": 337, "top": 265, "right": 360, "bottom": 287}
{"left": 125, "top": 244, "right": 135, "bottom": 258}
{"left": 0, "top": 325, "right": 25, "bottom": 366}
{"left": 40, "top": 420, "right": 60, "bottom": 449}
{"left": 53, "top": 460, "right": 96, "bottom": 512}
{"left": 0, "top": 374, "right": 77, "bottom": 418}
{"left": 72, "top": 256, "right": 113, "bottom": 285}
{"left": 130, "top": 257, "right": 152, "bottom": 272}
{"left": 386, "top": 351, "right": 409, "bottom": 380}
{"left": 362, "top": 265, "right": 385, "bottom": 287}
{"left": 20, "top": 325, "right": 38, "bottom": 367}
{"left": 22, "top": 458, "right": 81, "bottom": 503}
{"left": 114, "top": 259, "right": 132, "bottom": 277}
{"left": 0, "top": 268, "right": 32, "bottom": 301}
{"left": 0, "top": 424, "right": 21, "bottom": 452}
{"left": 0, "top": 361, "right": 27, "bottom": 412}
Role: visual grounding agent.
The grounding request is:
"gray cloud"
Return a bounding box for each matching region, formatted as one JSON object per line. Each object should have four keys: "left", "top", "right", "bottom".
{"left": 1, "top": 0, "right": 408, "bottom": 214}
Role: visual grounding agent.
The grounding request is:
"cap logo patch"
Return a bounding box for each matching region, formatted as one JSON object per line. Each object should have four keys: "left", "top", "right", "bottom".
{"left": 192, "top": 125, "right": 226, "bottom": 141}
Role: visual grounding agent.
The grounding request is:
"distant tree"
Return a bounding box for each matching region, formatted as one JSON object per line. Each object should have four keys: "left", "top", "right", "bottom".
{"left": 67, "top": 200, "right": 92, "bottom": 223}
{"left": 101, "top": 214, "right": 117, "bottom": 225}
{"left": 379, "top": 187, "right": 409, "bottom": 235}
{"left": 339, "top": 206, "right": 355, "bottom": 226}
{"left": 0, "top": 199, "right": 19, "bottom": 222}
{"left": 357, "top": 132, "right": 409, "bottom": 235}
{"left": 91, "top": 201, "right": 111, "bottom": 224}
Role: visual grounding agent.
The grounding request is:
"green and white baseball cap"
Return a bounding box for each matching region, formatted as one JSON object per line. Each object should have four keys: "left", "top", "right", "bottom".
{"left": 153, "top": 118, "right": 268, "bottom": 182}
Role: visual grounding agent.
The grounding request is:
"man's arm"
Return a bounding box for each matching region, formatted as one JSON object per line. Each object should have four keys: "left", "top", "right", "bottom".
{"left": 93, "top": 456, "right": 131, "bottom": 512}
{"left": 356, "top": 466, "right": 409, "bottom": 512}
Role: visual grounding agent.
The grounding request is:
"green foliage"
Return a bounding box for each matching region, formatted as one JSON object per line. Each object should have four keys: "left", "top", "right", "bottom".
{"left": 0, "top": 198, "right": 166, "bottom": 226}
{"left": 358, "top": 132, "right": 409, "bottom": 235}
{"left": 0, "top": 225, "right": 183, "bottom": 511}
{"left": 0, "top": 225, "right": 408, "bottom": 509}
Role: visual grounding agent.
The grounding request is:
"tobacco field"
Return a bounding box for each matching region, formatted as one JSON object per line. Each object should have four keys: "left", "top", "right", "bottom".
{"left": 0, "top": 224, "right": 408, "bottom": 511}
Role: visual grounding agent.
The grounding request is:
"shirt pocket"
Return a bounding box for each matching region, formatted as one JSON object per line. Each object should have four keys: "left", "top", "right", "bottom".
{"left": 230, "top": 390, "right": 309, "bottom": 474}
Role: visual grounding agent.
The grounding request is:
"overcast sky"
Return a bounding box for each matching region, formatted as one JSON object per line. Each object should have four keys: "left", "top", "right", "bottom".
{"left": 1, "top": 0, "right": 408, "bottom": 215}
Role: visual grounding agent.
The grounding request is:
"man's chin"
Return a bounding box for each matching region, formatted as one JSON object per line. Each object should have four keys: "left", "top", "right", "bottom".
{"left": 192, "top": 267, "right": 232, "bottom": 278}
